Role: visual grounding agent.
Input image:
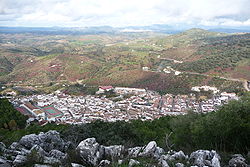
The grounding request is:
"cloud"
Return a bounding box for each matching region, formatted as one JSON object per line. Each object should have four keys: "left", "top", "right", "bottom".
{"left": 0, "top": 0, "right": 249, "bottom": 27}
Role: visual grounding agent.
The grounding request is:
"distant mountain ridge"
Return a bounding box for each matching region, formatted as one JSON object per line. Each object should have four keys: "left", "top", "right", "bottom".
{"left": 1, "top": 25, "right": 250, "bottom": 35}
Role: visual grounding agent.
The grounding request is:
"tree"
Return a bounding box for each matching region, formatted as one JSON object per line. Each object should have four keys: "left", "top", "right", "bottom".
{"left": 8, "top": 120, "right": 17, "bottom": 130}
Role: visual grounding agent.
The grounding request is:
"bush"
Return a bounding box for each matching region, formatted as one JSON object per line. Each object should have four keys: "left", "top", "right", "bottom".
{"left": 0, "top": 98, "right": 28, "bottom": 130}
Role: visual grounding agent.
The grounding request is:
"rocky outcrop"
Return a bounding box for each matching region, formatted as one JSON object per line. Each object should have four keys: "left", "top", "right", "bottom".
{"left": 128, "top": 146, "right": 142, "bottom": 158}
{"left": 0, "top": 143, "right": 6, "bottom": 152}
{"left": 19, "top": 130, "right": 71, "bottom": 152}
{"left": 71, "top": 163, "right": 85, "bottom": 167}
{"left": 104, "top": 145, "right": 124, "bottom": 160}
{"left": 13, "top": 155, "right": 27, "bottom": 166}
{"left": 169, "top": 151, "right": 188, "bottom": 161}
{"left": 229, "top": 154, "right": 247, "bottom": 167}
{"left": 189, "top": 150, "right": 221, "bottom": 167}
{"left": 128, "top": 159, "right": 140, "bottom": 167}
{"left": 98, "top": 159, "right": 111, "bottom": 167}
{"left": 139, "top": 141, "right": 157, "bottom": 157}
{"left": 0, "top": 130, "right": 71, "bottom": 167}
{"left": 0, "top": 130, "right": 248, "bottom": 167}
{"left": 76, "top": 138, "right": 104, "bottom": 166}
{"left": 128, "top": 141, "right": 164, "bottom": 159}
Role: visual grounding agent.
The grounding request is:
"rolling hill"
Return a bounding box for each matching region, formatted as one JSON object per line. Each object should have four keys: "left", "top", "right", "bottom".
{"left": 0, "top": 28, "right": 249, "bottom": 94}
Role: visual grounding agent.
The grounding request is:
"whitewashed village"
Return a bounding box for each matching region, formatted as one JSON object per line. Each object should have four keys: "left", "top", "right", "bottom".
{"left": 3, "top": 85, "right": 238, "bottom": 125}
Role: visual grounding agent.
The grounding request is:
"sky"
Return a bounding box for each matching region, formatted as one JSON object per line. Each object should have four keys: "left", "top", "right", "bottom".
{"left": 0, "top": 0, "right": 250, "bottom": 28}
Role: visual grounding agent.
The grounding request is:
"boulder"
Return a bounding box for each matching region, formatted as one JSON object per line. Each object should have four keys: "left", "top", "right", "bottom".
{"left": 25, "top": 145, "right": 46, "bottom": 164}
{"left": 159, "top": 159, "right": 169, "bottom": 167}
{"left": 33, "top": 165, "right": 52, "bottom": 167}
{"left": 229, "top": 154, "right": 247, "bottom": 167}
{"left": 169, "top": 151, "right": 187, "bottom": 161}
{"left": 43, "top": 156, "right": 61, "bottom": 165}
{"left": 128, "top": 147, "right": 142, "bottom": 158}
{"left": 154, "top": 147, "right": 165, "bottom": 159}
{"left": 0, "top": 163, "right": 11, "bottom": 167}
{"left": 30, "top": 145, "right": 46, "bottom": 158}
{"left": 139, "top": 141, "right": 157, "bottom": 157}
{"left": 176, "top": 163, "right": 184, "bottom": 167}
{"left": 48, "top": 149, "right": 67, "bottom": 160}
{"left": 38, "top": 130, "right": 71, "bottom": 152}
{"left": 71, "top": 163, "right": 85, "bottom": 167}
{"left": 211, "top": 152, "right": 220, "bottom": 167}
{"left": 76, "top": 138, "right": 104, "bottom": 166}
{"left": 19, "top": 133, "right": 41, "bottom": 149}
{"left": 0, "top": 156, "right": 7, "bottom": 164}
{"left": 128, "top": 159, "right": 140, "bottom": 167}
{"left": 118, "top": 159, "right": 123, "bottom": 165}
{"left": 0, "top": 142, "right": 6, "bottom": 152}
{"left": 190, "top": 150, "right": 220, "bottom": 167}
{"left": 13, "top": 155, "right": 27, "bottom": 166}
{"left": 98, "top": 160, "right": 111, "bottom": 167}
{"left": 9, "top": 142, "right": 23, "bottom": 151}
{"left": 104, "top": 145, "right": 124, "bottom": 160}
{"left": 160, "top": 154, "right": 170, "bottom": 161}
{"left": 19, "top": 130, "right": 71, "bottom": 152}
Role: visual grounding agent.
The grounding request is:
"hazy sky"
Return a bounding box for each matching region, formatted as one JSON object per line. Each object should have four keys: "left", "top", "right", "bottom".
{"left": 0, "top": 0, "right": 250, "bottom": 27}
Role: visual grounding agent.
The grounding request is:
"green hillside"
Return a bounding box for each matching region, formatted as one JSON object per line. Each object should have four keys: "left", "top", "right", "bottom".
{"left": 0, "top": 29, "right": 249, "bottom": 93}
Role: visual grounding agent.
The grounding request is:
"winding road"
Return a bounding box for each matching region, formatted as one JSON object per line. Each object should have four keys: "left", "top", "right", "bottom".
{"left": 155, "top": 58, "right": 250, "bottom": 91}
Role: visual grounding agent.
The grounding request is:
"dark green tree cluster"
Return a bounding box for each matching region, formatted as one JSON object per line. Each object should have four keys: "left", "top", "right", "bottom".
{"left": 61, "top": 116, "right": 172, "bottom": 148}
{"left": 170, "top": 93, "right": 250, "bottom": 153}
{"left": 0, "top": 98, "right": 28, "bottom": 130}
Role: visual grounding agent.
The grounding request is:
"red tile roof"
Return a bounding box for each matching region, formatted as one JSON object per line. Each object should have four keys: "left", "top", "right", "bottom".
{"left": 16, "top": 106, "right": 34, "bottom": 117}
{"left": 24, "top": 102, "right": 39, "bottom": 110}
{"left": 99, "top": 86, "right": 113, "bottom": 90}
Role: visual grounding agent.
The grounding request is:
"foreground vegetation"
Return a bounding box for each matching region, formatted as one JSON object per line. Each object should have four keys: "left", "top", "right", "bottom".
{"left": 0, "top": 93, "right": 250, "bottom": 155}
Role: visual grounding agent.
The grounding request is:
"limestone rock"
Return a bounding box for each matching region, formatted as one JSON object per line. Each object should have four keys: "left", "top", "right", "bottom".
{"left": 43, "top": 156, "right": 61, "bottom": 165}
{"left": 30, "top": 145, "right": 46, "bottom": 159}
{"left": 229, "top": 154, "right": 247, "bottom": 167}
{"left": 0, "top": 156, "right": 7, "bottom": 164}
{"left": 190, "top": 150, "right": 220, "bottom": 167}
{"left": 0, "top": 143, "right": 6, "bottom": 153}
{"left": 104, "top": 145, "right": 124, "bottom": 160}
{"left": 19, "top": 130, "right": 71, "bottom": 152}
{"left": 98, "top": 160, "right": 111, "bottom": 167}
{"left": 0, "top": 163, "right": 11, "bottom": 167}
{"left": 118, "top": 159, "right": 123, "bottom": 165}
{"left": 211, "top": 153, "right": 220, "bottom": 167}
{"left": 38, "top": 130, "right": 70, "bottom": 152}
{"left": 19, "top": 133, "right": 40, "bottom": 149}
{"left": 176, "top": 163, "right": 184, "bottom": 167}
{"left": 169, "top": 151, "right": 187, "bottom": 161}
{"left": 159, "top": 159, "right": 169, "bottom": 167}
{"left": 48, "top": 149, "right": 67, "bottom": 160}
{"left": 128, "top": 147, "right": 142, "bottom": 158}
{"left": 13, "top": 155, "right": 27, "bottom": 166}
{"left": 71, "top": 163, "right": 85, "bottom": 167}
{"left": 139, "top": 141, "right": 157, "bottom": 157}
{"left": 76, "top": 138, "right": 104, "bottom": 166}
{"left": 33, "top": 164, "right": 52, "bottom": 167}
{"left": 128, "top": 159, "right": 140, "bottom": 167}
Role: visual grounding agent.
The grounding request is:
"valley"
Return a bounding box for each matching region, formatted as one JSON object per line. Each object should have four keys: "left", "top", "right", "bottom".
{"left": 0, "top": 28, "right": 249, "bottom": 96}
